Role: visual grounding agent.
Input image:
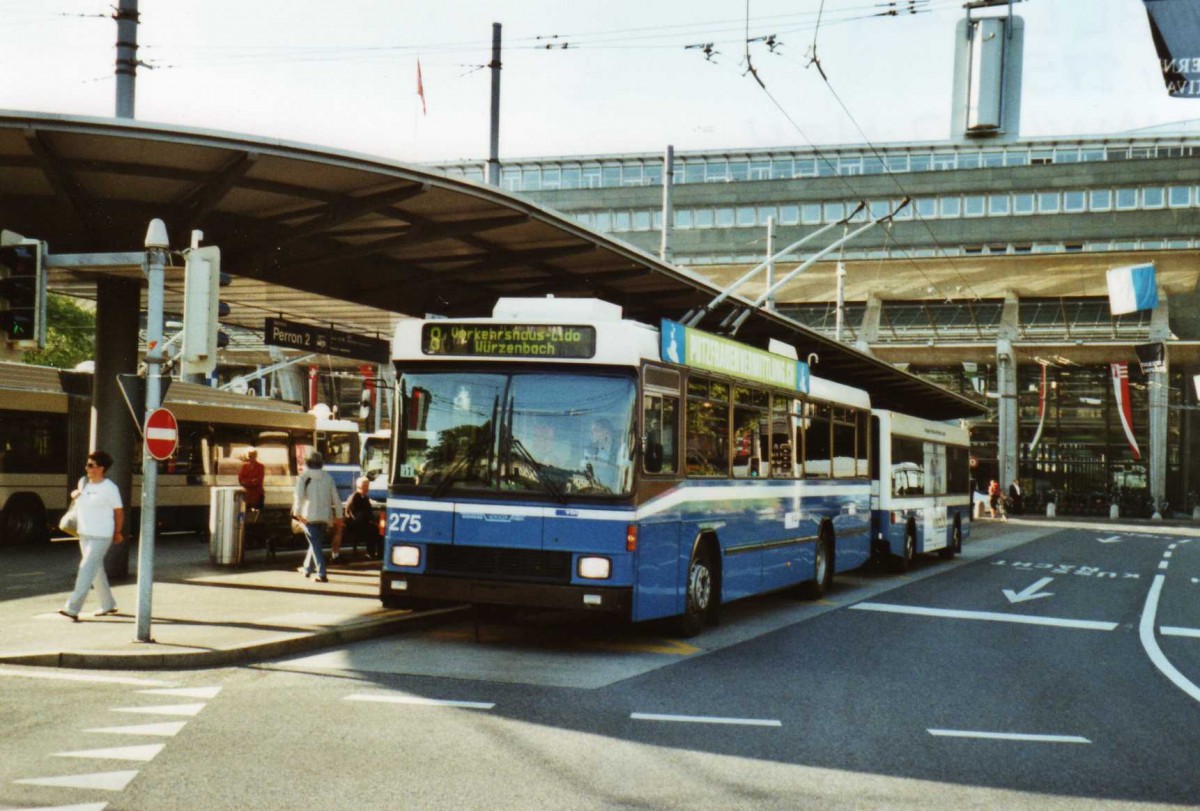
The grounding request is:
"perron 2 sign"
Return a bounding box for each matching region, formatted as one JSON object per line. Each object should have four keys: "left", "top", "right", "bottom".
{"left": 265, "top": 317, "right": 389, "bottom": 364}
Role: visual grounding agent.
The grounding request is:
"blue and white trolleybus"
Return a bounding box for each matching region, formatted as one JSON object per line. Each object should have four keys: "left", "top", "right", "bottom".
{"left": 379, "top": 297, "right": 916, "bottom": 635}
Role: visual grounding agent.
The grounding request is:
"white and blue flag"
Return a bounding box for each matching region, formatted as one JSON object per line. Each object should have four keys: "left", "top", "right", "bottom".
{"left": 1106, "top": 263, "right": 1159, "bottom": 316}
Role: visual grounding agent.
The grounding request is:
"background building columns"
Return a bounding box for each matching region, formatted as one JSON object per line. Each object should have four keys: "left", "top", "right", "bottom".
{"left": 996, "top": 292, "right": 1020, "bottom": 489}
{"left": 93, "top": 278, "right": 139, "bottom": 578}
{"left": 1149, "top": 294, "right": 1171, "bottom": 516}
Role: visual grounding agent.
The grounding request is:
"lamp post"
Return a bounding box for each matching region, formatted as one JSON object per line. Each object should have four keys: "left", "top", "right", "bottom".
{"left": 136, "top": 218, "right": 168, "bottom": 643}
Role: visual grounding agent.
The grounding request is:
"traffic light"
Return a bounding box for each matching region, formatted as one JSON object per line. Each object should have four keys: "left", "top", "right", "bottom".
{"left": 180, "top": 244, "right": 228, "bottom": 376}
{"left": 0, "top": 233, "right": 46, "bottom": 346}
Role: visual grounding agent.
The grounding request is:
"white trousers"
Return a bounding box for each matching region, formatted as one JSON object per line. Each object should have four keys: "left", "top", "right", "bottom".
{"left": 64, "top": 537, "right": 116, "bottom": 615}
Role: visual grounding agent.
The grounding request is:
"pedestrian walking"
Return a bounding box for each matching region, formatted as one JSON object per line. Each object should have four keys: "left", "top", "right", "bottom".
{"left": 988, "top": 479, "right": 1002, "bottom": 520}
{"left": 1008, "top": 479, "right": 1023, "bottom": 516}
{"left": 60, "top": 450, "right": 124, "bottom": 621}
{"left": 344, "top": 476, "right": 380, "bottom": 560}
{"left": 292, "top": 450, "right": 341, "bottom": 582}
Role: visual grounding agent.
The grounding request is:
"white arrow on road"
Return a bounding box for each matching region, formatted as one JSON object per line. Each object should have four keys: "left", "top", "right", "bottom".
{"left": 1098, "top": 535, "right": 1122, "bottom": 544}
{"left": 1003, "top": 577, "right": 1055, "bottom": 603}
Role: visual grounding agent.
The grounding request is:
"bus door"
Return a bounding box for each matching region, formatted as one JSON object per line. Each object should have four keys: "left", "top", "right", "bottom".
{"left": 633, "top": 370, "right": 684, "bottom": 622}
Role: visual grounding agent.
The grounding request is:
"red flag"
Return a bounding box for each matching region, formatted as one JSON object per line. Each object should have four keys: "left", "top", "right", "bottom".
{"left": 417, "top": 59, "right": 427, "bottom": 116}
{"left": 1111, "top": 363, "right": 1142, "bottom": 460}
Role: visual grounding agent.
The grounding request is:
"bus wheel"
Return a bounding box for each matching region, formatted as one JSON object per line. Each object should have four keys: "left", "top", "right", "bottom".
{"left": 940, "top": 520, "right": 961, "bottom": 559}
{"left": 1, "top": 496, "right": 47, "bottom": 546}
{"left": 893, "top": 524, "right": 916, "bottom": 573}
{"left": 676, "top": 543, "right": 717, "bottom": 637}
{"left": 797, "top": 529, "right": 833, "bottom": 600}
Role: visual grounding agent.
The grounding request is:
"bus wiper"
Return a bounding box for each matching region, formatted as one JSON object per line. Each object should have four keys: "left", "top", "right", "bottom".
{"left": 508, "top": 435, "right": 567, "bottom": 504}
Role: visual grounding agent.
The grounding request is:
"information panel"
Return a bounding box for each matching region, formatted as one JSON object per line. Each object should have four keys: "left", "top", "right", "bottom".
{"left": 265, "top": 317, "right": 389, "bottom": 364}
{"left": 421, "top": 323, "right": 596, "bottom": 359}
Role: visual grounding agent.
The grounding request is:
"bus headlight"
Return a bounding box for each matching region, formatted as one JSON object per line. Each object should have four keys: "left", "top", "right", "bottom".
{"left": 391, "top": 545, "right": 421, "bottom": 567}
{"left": 577, "top": 556, "right": 611, "bottom": 580}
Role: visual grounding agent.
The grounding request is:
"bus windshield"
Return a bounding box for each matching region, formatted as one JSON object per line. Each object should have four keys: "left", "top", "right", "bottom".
{"left": 397, "top": 370, "right": 637, "bottom": 498}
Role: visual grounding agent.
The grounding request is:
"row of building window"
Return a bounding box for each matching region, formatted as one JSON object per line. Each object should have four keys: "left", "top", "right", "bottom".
{"left": 674, "top": 235, "right": 1198, "bottom": 266}
{"left": 433, "top": 141, "right": 1200, "bottom": 192}
{"left": 570, "top": 184, "right": 1200, "bottom": 235}
{"left": 785, "top": 298, "right": 1154, "bottom": 343}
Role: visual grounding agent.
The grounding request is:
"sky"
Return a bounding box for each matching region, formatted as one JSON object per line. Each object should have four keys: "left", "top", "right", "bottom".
{"left": 0, "top": 0, "right": 1192, "bottom": 164}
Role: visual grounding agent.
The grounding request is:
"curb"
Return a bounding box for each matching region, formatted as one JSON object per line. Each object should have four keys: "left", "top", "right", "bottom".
{"left": 0, "top": 605, "right": 470, "bottom": 670}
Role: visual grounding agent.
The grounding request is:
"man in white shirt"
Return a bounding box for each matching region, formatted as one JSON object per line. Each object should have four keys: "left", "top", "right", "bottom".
{"left": 292, "top": 451, "right": 341, "bottom": 582}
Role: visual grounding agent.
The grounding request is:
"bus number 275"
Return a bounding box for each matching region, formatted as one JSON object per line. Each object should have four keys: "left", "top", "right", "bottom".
{"left": 388, "top": 513, "right": 422, "bottom": 534}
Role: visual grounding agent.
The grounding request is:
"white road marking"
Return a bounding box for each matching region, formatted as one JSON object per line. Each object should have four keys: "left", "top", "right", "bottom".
{"left": 928, "top": 729, "right": 1090, "bottom": 744}
{"left": 1097, "top": 535, "right": 1122, "bottom": 544}
{"left": 344, "top": 694, "right": 494, "bottom": 710}
{"left": 54, "top": 744, "right": 164, "bottom": 762}
{"left": 0, "top": 803, "right": 109, "bottom": 810}
{"left": 1141, "top": 575, "right": 1200, "bottom": 705}
{"left": 136, "top": 686, "right": 222, "bottom": 699}
{"left": 1161, "top": 626, "right": 1200, "bottom": 639}
{"left": 0, "top": 668, "right": 174, "bottom": 687}
{"left": 631, "top": 712, "right": 782, "bottom": 728}
{"left": 83, "top": 721, "right": 187, "bottom": 737}
{"left": 2, "top": 801, "right": 111, "bottom": 806}
{"left": 1168, "top": 544, "right": 1178, "bottom": 550}
{"left": 14, "top": 771, "right": 139, "bottom": 791}
{"left": 1164, "top": 551, "right": 1174, "bottom": 558}
{"left": 850, "top": 602, "right": 1118, "bottom": 631}
{"left": 1159, "top": 561, "right": 1170, "bottom": 570}
{"left": 111, "top": 702, "right": 206, "bottom": 717}
{"left": 1002, "top": 577, "right": 1055, "bottom": 604}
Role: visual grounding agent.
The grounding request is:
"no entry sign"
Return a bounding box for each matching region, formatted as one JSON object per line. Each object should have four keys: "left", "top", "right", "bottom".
{"left": 144, "top": 407, "right": 179, "bottom": 461}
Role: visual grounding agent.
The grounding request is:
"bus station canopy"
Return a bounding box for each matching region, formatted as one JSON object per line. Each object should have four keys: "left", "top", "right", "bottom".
{"left": 0, "top": 111, "right": 984, "bottom": 420}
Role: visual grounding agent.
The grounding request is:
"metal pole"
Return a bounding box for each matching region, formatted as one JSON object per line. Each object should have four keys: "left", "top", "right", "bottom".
{"left": 835, "top": 261, "right": 846, "bottom": 342}
{"left": 114, "top": 0, "right": 138, "bottom": 119}
{"left": 374, "top": 363, "right": 384, "bottom": 433}
{"left": 660, "top": 145, "right": 674, "bottom": 264}
{"left": 486, "top": 22, "right": 502, "bottom": 187}
{"left": 765, "top": 217, "right": 776, "bottom": 312}
{"left": 136, "top": 218, "right": 169, "bottom": 643}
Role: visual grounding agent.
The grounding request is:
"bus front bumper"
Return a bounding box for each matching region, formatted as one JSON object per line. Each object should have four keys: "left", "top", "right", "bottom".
{"left": 381, "top": 572, "right": 632, "bottom": 614}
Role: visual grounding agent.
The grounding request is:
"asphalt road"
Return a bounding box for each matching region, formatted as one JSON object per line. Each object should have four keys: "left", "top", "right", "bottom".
{"left": 3, "top": 523, "right": 1199, "bottom": 810}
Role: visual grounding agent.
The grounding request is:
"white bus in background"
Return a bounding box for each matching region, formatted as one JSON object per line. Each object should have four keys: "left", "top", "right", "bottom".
{"left": 315, "top": 413, "right": 362, "bottom": 503}
{"left": 361, "top": 428, "right": 392, "bottom": 505}
{"left": 871, "top": 409, "right": 972, "bottom": 571}
{"left": 0, "top": 360, "right": 315, "bottom": 545}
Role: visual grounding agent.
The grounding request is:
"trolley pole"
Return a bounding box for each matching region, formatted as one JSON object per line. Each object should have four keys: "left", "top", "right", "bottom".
{"left": 136, "top": 218, "right": 169, "bottom": 643}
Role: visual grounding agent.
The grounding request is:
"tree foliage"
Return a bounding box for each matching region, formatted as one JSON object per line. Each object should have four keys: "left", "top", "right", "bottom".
{"left": 22, "top": 294, "right": 95, "bottom": 369}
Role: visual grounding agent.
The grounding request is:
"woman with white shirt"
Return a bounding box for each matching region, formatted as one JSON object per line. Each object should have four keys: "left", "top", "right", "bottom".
{"left": 60, "top": 450, "right": 125, "bottom": 621}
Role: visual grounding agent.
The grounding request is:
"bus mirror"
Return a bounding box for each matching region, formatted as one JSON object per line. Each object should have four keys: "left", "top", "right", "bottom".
{"left": 645, "top": 440, "right": 664, "bottom": 473}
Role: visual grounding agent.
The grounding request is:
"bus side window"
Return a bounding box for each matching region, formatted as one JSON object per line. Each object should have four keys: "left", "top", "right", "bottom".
{"left": 832, "top": 407, "right": 856, "bottom": 478}
{"left": 685, "top": 377, "right": 729, "bottom": 477}
{"left": 768, "top": 396, "right": 794, "bottom": 478}
{"left": 642, "top": 394, "right": 678, "bottom": 475}
{"left": 804, "top": 403, "right": 832, "bottom": 479}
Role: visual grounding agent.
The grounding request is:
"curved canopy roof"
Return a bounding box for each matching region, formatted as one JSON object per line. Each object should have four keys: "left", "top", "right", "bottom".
{"left": 0, "top": 111, "right": 983, "bottom": 419}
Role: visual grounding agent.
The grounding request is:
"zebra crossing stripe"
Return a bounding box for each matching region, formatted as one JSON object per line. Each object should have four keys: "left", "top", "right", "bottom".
{"left": 54, "top": 744, "right": 164, "bottom": 762}
{"left": 14, "top": 771, "right": 139, "bottom": 791}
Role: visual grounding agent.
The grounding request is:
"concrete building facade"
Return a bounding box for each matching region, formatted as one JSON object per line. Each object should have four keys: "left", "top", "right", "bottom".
{"left": 434, "top": 132, "right": 1200, "bottom": 517}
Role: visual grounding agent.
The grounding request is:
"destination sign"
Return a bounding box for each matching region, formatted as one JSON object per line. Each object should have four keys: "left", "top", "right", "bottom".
{"left": 422, "top": 323, "right": 596, "bottom": 359}
{"left": 265, "top": 317, "right": 389, "bottom": 364}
